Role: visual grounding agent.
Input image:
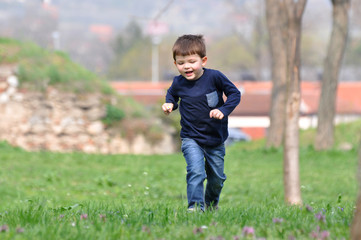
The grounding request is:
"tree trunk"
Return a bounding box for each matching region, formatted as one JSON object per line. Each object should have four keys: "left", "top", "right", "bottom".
{"left": 351, "top": 137, "right": 361, "bottom": 239}
{"left": 265, "top": 0, "right": 288, "bottom": 148}
{"left": 315, "top": 0, "right": 350, "bottom": 150}
{"left": 282, "top": 0, "right": 307, "bottom": 205}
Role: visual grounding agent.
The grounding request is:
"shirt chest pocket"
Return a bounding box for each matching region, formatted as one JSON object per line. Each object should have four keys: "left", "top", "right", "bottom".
{"left": 206, "top": 91, "right": 219, "bottom": 108}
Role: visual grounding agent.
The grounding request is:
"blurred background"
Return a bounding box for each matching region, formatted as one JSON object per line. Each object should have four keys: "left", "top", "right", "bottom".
{"left": 1, "top": 0, "right": 360, "bottom": 82}
{"left": 1, "top": 0, "right": 361, "bottom": 153}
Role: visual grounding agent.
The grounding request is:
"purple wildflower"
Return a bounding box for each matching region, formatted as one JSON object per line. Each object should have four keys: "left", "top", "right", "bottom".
{"left": 272, "top": 218, "right": 284, "bottom": 224}
{"left": 193, "top": 226, "right": 204, "bottom": 234}
{"left": 80, "top": 214, "right": 88, "bottom": 220}
{"left": 142, "top": 225, "right": 151, "bottom": 234}
{"left": 211, "top": 221, "right": 218, "bottom": 226}
{"left": 16, "top": 227, "right": 25, "bottom": 233}
{"left": 242, "top": 226, "right": 255, "bottom": 237}
{"left": 320, "top": 231, "right": 330, "bottom": 239}
{"left": 310, "top": 231, "right": 319, "bottom": 238}
{"left": 0, "top": 224, "right": 9, "bottom": 232}
{"left": 288, "top": 235, "right": 296, "bottom": 240}
{"left": 310, "top": 226, "right": 330, "bottom": 239}
{"left": 305, "top": 205, "right": 314, "bottom": 212}
{"left": 338, "top": 207, "right": 344, "bottom": 211}
{"left": 233, "top": 236, "right": 240, "bottom": 240}
{"left": 99, "top": 214, "right": 106, "bottom": 222}
{"left": 315, "top": 212, "right": 326, "bottom": 222}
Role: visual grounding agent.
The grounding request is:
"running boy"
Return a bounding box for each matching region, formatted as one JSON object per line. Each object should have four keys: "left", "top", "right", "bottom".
{"left": 162, "top": 34, "right": 241, "bottom": 212}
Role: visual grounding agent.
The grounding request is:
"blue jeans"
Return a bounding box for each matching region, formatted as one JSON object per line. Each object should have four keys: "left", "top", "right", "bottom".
{"left": 181, "top": 138, "right": 226, "bottom": 210}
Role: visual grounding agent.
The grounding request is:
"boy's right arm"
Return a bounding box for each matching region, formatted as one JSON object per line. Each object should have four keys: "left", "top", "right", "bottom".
{"left": 163, "top": 82, "right": 178, "bottom": 115}
{"left": 162, "top": 103, "right": 174, "bottom": 115}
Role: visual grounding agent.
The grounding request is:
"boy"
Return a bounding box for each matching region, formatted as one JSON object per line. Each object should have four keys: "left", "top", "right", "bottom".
{"left": 162, "top": 34, "right": 241, "bottom": 212}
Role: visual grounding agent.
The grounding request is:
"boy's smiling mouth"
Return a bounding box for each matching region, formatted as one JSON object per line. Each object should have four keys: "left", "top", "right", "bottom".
{"left": 185, "top": 71, "right": 193, "bottom": 76}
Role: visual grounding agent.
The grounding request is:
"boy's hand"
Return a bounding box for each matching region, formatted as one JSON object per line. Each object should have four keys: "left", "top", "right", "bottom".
{"left": 162, "top": 103, "right": 174, "bottom": 115}
{"left": 209, "top": 109, "right": 224, "bottom": 120}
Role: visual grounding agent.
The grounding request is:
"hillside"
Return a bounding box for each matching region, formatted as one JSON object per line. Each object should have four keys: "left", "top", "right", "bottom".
{"left": 0, "top": 37, "right": 177, "bottom": 154}
{"left": 0, "top": 37, "right": 148, "bottom": 123}
{"left": 0, "top": 37, "right": 112, "bottom": 93}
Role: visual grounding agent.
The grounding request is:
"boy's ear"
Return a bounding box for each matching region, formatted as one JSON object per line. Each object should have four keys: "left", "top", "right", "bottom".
{"left": 202, "top": 56, "right": 208, "bottom": 66}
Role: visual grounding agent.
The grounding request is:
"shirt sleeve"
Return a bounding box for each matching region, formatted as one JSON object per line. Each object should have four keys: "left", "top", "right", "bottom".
{"left": 165, "top": 81, "right": 179, "bottom": 110}
{"left": 216, "top": 72, "right": 241, "bottom": 117}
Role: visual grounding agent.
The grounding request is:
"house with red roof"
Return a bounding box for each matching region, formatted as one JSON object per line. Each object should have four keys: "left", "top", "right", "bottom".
{"left": 110, "top": 81, "right": 361, "bottom": 140}
{"left": 89, "top": 24, "right": 113, "bottom": 43}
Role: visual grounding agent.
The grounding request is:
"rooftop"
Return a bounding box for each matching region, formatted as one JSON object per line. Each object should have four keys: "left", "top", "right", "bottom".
{"left": 110, "top": 80, "right": 361, "bottom": 116}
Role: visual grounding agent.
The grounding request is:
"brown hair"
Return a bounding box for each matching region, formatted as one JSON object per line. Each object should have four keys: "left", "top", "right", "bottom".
{"left": 172, "top": 34, "right": 206, "bottom": 60}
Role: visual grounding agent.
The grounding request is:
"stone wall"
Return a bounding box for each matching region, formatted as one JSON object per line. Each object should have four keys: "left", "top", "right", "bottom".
{"left": 0, "top": 65, "right": 177, "bottom": 154}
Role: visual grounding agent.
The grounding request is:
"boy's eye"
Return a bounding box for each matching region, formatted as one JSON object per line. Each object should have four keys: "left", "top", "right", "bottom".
{"left": 177, "top": 62, "right": 184, "bottom": 65}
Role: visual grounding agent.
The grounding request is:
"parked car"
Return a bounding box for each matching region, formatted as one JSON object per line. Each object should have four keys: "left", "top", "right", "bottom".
{"left": 225, "top": 128, "right": 251, "bottom": 146}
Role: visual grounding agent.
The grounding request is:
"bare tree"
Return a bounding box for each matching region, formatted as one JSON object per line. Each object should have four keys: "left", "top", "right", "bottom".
{"left": 265, "top": 0, "right": 307, "bottom": 204}
{"left": 351, "top": 138, "right": 361, "bottom": 239}
{"left": 225, "top": 0, "right": 268, "bottom": 80}
{"left": 282, "top": 0, "right": 307, "bottom": 205}
{"left": 315, "top": 0, "right": 350, "bottom": 150}
{"left": 265, "top": 0, "right": 288, "bottom": 148}
{"left": 8, "top": 2, "right": 58, "bottom": 49}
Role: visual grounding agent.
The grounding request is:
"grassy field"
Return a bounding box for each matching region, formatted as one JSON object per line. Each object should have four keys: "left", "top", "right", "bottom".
{"left": 0, "top": 122, "right": 360, "bottom": 239}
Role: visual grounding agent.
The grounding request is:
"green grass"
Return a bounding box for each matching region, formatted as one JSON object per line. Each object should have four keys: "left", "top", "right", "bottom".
{"left": 0, "top": 121, "right": 360, "bottom": 239}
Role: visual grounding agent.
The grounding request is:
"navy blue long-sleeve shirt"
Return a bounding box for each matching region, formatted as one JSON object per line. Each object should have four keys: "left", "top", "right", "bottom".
{"left": 166, "top": 68, "right": 241, "bottom": 147}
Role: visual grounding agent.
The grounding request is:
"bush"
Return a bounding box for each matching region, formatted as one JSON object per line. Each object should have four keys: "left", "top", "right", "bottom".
{"left": 102, "top": 104, "right": 126, "bottom": 126}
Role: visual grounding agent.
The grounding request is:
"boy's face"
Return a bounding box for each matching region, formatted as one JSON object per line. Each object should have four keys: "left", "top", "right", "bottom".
{"left": 174, "top": 54, "right": 207, "bottom": 81}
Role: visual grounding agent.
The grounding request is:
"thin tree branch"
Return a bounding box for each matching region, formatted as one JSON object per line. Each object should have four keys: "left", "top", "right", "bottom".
{"left": 153, "top": 0, "right": 175, "bottom": 21}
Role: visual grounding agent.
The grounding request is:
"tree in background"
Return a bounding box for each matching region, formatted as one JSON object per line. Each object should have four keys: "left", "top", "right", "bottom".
{"left": 207, "top": 36, "right": 258, "bottom": 73}
{"left": 282, "top": 0, "right": 307, "bottom": 205}
{"left": 315, "top": 0, "right": 351, "bottom": 150}
{"left": 265, "top": 0, "right": 288, "bottom": 148}
{"left": 344, "top": 1, "right": 361, "bottom": 67}
{"left": 4, "top": 2, "right": 58, "bottom": 49}
{"left": 265, "top": 0, "right": 307, "bottom": 205}
{"left": 108, "top": 21, "right": 152, "bottom": 80}
{"left": 224, "top": 0, "right": 269, "bottom": 80}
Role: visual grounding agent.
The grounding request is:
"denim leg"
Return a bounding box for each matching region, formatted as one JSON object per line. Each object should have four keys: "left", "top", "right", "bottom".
{"left": 204, "top": 144, "right": 226, "bottom": 207}
{"left": 181, "top": 138, "right": 206, "bottom": 210}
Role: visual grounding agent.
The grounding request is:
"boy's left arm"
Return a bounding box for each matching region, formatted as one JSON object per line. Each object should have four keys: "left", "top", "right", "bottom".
{"left": 217, "top": 78, "right": 241, "bottom": 117}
